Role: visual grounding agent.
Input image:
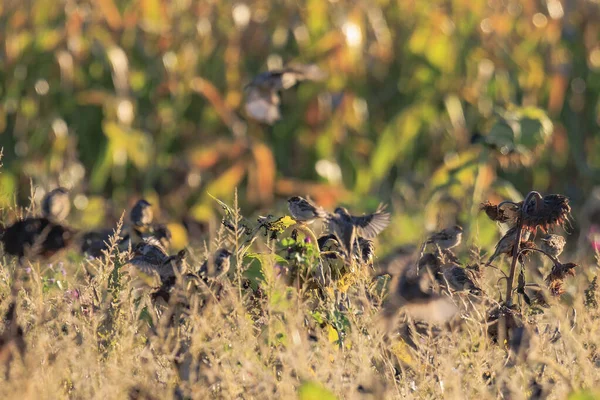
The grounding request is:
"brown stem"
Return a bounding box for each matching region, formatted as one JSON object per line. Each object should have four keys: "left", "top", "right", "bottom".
{"left": 504, "top": 191, "right": 538, "bottom": 306}
{"left": 516, "top": 247, "right": 560, "bottom": 266}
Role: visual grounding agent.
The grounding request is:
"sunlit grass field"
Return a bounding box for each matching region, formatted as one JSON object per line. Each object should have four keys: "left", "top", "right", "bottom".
{"left": 2, "top": 0, "right": 600, "bottom": 398}
{"left": 1, "top": 187, "right": 599, "bottom": 400}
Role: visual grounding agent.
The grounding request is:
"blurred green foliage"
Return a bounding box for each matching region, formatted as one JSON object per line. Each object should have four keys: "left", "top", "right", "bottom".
{"left": 1, "top": 0, "right": 599, "bottom": 248}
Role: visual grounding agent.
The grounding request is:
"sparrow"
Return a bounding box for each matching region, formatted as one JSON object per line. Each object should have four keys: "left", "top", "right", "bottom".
{"left": 355, "top": 237, "right": 375, "bottom": 266}
{"left": 487, "top": 226, "right": 532, "bottom": 265}
{"left": 440, "top": 263, "right": 481, "bottom": 294}
{"left": 126, "top": 239, "right": 185, "bottom": 287}
{"left": 198, "top": 248, "right": 233, "bottom": 281}
{"left": 1, "top": 217, "right": 75, "bottom": 261}
{"left": 540, "top": 234, "right": 566, "bottom": 258}
{"left": 425, "top": 225, "right": 463, "bottom": 250}
{"left": 480, "top": 201, "right": 520, "bottom": 226}
{"left": 317, "top": 234, "right": 375, "bottom": 265}
{"left": 244, "top": 64, "right": 327, "bottom": 125}
{"left": 130, "top": 199, "right": 153, "bottom": 230}
{"left": 287, "top": 196, "right": 327, "bottom": 224}
{"left": 41, "top": 187, "right": 71, "bottom": 222}
{"left": 327, "top": 205, "right": 390, "bottom": 256}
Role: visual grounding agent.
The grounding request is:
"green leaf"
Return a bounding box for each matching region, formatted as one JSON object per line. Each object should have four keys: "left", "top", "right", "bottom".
{"left": 487, "top": 106, "right": 553, "bottom": 155}
{"left": 298, "top": 381, "right": 337, "bottom": 400}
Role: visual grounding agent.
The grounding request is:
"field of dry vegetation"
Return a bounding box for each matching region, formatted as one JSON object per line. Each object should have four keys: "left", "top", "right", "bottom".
{"left": 1, "top": 186, "right": 600, "bottom": 400}
{"left": 2, "top": 0, "right": 600, "bottom": 398}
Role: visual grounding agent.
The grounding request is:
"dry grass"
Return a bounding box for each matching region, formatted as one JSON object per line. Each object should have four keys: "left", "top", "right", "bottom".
{"left": 1, "top": 200, "right": 599, "bottom": 400}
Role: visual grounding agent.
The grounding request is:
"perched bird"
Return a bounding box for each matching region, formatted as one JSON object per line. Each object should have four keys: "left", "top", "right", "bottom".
{"left": 317, "top": 234, "right": 375, "bottom": 265}
{"left": 130, "top": 199, "right": 153, "bottom": 230}
{"left": 487, "top": 227, "right": 532, "bottom": 265}
{"left": 41, "top": 187, "right": 71, "bottom": 222}
{"left": 287, "top": 196, "right": 326, "bottom": 224}
{"left": 198, "top": 249, "right": 233, "bottom": 281}
{"left": 126, "top": 239, "right": 186, "bottom": 287}
{"left": 425, "top": 225, "right": 463, "bottom": 250}
{"left": 355, "top": 237, "right": 375, "bottom": 266}
{"left": 480, "top": 201, "right": 520, "bottom": 226}
{"left": 244, "top": 64, "right": 327, "bottom": 125}
{"left": 0, "top": 217, "right": 75, "bottom": 261}
{"left": 327, "top": 205, "right": 390, "bottom": 256}
{"left": 440, "top": 263, "right": 481, "bottom": 294}
{"left": 540, "top": 234, "right": 566, "bottom": 258}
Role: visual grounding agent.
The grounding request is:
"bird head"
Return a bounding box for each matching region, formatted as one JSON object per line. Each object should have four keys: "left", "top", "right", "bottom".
{"left": 216, "top": 248, "right": 233, "bottom": 260}
{"left": 334, "top": 207, "right": 349, "bottom": 216}
{"left": 136, "top": 199, "right": 151, "bottom": 208}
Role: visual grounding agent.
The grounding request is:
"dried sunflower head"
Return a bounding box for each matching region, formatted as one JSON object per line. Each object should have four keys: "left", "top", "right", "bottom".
{"left": 545, "top": 261, "right": 577, "bottom": 296}
{"left": 522, "top": 193, "right": 571, "bottom": 233}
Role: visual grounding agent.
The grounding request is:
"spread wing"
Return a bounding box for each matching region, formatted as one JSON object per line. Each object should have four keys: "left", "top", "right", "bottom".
{"left": 351, "top": 204, "right": 390, "bottom": 239}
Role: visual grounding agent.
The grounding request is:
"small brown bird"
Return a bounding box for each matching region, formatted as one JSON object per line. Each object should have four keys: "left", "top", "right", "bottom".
{"left": 355, "top": 237, "right": 375, "bottom": 266}
{"left": 130, "top": 199, "right": 153, "bottom": 230}
{"left": 198, "top": 248, "right": 233, "bottom": 281}
{"left": 42, "top": 187, "right": 71, "bottom": 222}
{"left": 244, "top": 64, "right": 327, "bottom": 125}
{"left": 126, "top": 239, "right": 185, "bottom": 287}
{"left": 487, "top": 227, "right": 532, "bottom": 265}
{"left": 440, "top": 263, "right": 481, "bottom": 294}
{"left": 317, "top": 234, "right": 375, "bottom": 265}
{"left": 425, "top": 225, "right": 463, "bottom": 250}
{"left": 540, "top": 234, "right": 566, "bottom": 258}
{"left": 480, "top": 201, "right": 520, "bottom": 225}
{"left": 287, "top": 196, "right": 327, "bottom": 224}
{"left": 327, "top": 205, "right": 390, "bottom": 256}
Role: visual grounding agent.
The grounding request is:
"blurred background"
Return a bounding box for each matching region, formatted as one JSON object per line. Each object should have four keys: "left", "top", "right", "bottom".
{"left": 0, "top": 0, "right": 599, "bottom": 252}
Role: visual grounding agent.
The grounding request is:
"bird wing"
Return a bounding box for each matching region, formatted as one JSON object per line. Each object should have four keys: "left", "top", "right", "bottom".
{"left": 351, "top": 205, "right": 391, "bottom": 239}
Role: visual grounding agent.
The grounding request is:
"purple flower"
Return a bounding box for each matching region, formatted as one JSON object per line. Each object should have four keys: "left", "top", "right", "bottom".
{"left": 25, "top": 267, "right": 32, "bottom": 274}
{"left": 64, "top": 289, "right": 80, "bottom": 301}
{"left": 304, "top": 237, "right": 311, "bottom": 244}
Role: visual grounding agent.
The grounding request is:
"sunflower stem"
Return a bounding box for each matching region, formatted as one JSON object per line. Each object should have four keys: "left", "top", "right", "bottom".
{"left": 505, "top": 190, "right": 538, "bottom": 306}
{"left": 516, "top": 247, "right": 560, "bottom": 266}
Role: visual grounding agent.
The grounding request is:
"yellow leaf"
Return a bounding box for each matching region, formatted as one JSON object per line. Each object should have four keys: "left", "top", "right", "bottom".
{"left": 391, "top": 340, "right": 414, "bottom": 366}
{"left": 327, "top": 325, "right": 339, "bottom": 344}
